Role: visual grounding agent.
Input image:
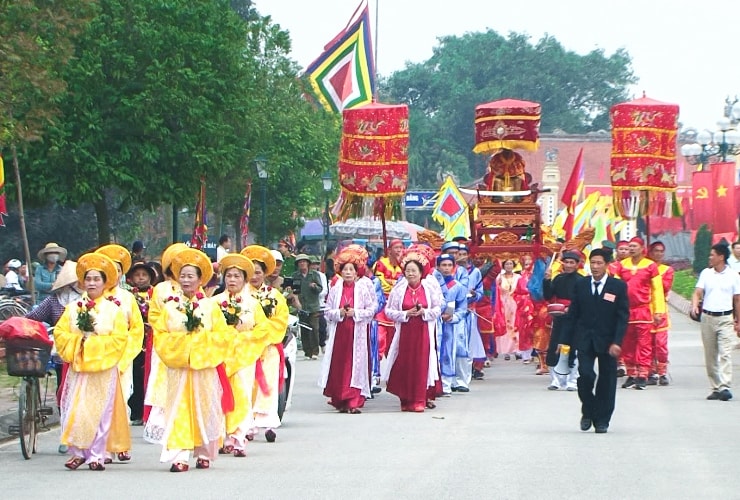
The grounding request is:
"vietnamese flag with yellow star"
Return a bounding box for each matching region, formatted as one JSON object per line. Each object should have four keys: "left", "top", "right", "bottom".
{"left": 711, "top": 162, "right": 736, "bottom": 234}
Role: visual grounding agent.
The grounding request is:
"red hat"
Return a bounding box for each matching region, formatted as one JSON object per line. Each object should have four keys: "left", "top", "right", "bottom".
{"left": 388, "top": 239, "right": 404, "bottom": 250}
{"left": 616, "top": 240, "right": 630, "bottom": 248}
{"left": 629, "top": 237, "right": 645, "bottom": 247}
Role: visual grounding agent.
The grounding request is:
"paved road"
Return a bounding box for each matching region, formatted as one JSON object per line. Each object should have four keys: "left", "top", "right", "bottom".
{"left": 2, "top": 308, "right": 740, "bottom": 499}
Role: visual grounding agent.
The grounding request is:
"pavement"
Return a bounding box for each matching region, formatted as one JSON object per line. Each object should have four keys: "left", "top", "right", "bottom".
{"left": 4, "top": 295, "right": 740, "bottom": 499}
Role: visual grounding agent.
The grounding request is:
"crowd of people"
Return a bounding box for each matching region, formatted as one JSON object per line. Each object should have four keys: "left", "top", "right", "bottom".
{"left": 3, "top": 232, "right": 739, "bottom": 468}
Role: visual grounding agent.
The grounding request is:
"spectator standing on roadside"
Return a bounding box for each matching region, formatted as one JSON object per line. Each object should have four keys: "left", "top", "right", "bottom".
{"left": 217, "top": 235, "right": 232, "bottom": 263}
{"left": 131, "top": 241, "right": 146, "bottom": 263}
{"left": 691, "top": 243, "right": 740, "bottom": 402}
{"left": 728, "top": 241, "right": 740, "bottom": 272}
{"left": 35, "top": 242, "right": 67, "bottom": 301}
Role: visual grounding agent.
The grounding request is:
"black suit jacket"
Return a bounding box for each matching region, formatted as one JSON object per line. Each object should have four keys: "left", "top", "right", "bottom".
{"left": 561, "top": 275, "right": 629, "bottom": 354}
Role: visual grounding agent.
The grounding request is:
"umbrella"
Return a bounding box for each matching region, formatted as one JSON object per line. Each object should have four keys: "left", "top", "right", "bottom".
{"left": 329, "top": 218, "right": 423, "bottom": 240}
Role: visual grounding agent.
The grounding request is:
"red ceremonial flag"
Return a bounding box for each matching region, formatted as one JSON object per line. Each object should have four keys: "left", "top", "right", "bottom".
{"left": 190, "top": 177, "right": 208, "bottom": 249}
{"left": 561, "top": 148, "right": 584, "bottom": 240}
{"left": 240, "top": 181, "right": 252, "bottom": 248}
{"left": 711, "top": 162, "right": 737, "bottom": 234}
{"left": 691, "top": 170, "right": 713, "bottom": 230}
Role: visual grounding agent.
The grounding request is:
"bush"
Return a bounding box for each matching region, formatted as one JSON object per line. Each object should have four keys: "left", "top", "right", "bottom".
{"left": 693, "top": 224, "right": 712, "bottom": 275}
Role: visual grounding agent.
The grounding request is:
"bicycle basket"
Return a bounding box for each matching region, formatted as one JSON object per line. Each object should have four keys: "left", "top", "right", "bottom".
{"left": 5, "top": 338, "right": 52, "bottom": 377}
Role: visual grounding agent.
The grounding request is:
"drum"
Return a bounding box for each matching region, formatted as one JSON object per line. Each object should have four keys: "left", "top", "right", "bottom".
{"left": 547, "top": 303, "right": 568, "bottom": 317}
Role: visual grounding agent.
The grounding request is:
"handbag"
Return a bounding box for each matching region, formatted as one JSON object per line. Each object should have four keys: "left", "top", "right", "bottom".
{"left": 689, "top": 301, "right": 702, "bottom": 322}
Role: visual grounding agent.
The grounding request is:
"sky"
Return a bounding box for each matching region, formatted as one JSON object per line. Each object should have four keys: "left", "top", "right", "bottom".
{"left": 258, "top": 0, "right": 740, "bottom": 132}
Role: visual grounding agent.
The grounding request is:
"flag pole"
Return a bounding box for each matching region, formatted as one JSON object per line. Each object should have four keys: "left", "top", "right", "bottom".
{"left": 373, "top": 0, "right": 379, "bottom": 102}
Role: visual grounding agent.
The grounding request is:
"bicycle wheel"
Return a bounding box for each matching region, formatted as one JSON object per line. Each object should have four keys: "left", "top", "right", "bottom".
{"left": 32, "top": 378, "right": 43, "bottom": 453}
{"left": 18, "top": 378, "right": 37, "bottom": 460}
{"left": 0, "top": 300, "right": 27, "bottom": 321}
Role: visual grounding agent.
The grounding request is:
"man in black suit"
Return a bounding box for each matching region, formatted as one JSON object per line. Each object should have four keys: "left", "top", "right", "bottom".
{"left": 560, "top": 248, "right": 629, "bottom": 433}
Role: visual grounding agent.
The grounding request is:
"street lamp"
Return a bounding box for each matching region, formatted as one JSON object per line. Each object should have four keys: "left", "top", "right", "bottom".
{"left": 321, "top": 171, "right": 333, "bottom": 255}
{"left": 255, "top": 156, "right": 268, "bottom": 245}
{"left": 681, "top": 99, "right": 740, "bottom": 170}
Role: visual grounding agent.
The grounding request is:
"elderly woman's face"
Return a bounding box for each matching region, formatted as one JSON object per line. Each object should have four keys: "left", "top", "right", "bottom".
{"left": 178, "top": 265, "right": 201, "bottom": 296}
{"left": 84, "top": 270, "right": 106, "bottom": 299}
{"left": 341, "top": 262, "right": 357, "bottom": 282}
{"left": 224, "top": 267, "right": 246, "bottom": 294}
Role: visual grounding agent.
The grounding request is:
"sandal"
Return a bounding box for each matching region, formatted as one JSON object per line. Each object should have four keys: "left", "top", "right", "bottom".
{"left": 348, "top": 408, "right": 362, "bottom": 414}
{"left": 170, "top": 462, "right": 189, "bottom": 473}
{"left": 233, "top": 449, "right": 247, "bottom": 458}
{"left": 117, "top": 451, "right": 131, "bottom": 461}
{"left": 103, "top": 458, "right": 113, "bottom": 465}
{"left": 64, "top": 457, "right": 85, "bottom": 470}
{"left": 219, "top": 445, "right": 234, "bottom": 454}
{"left": 88, "top": 462, "right": 105, "bottom": 471}
{"left": 195, "top": 458, "right": 210, "bottom": 469}
{"left": 425, "top": 401, "right": 436, "bottom": 409}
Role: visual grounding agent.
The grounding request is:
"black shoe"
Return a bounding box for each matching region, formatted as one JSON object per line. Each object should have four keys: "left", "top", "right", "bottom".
{"left": 719, "top": 389, "right": 733, "bottom": 401}
{"left": 658, "top": 375, "right": 670, "bottom": 386}
{"left": 265, "top": 429, "right": 277, "bottom": 443}
{"left": 634, "top": 377, "right": 647, "bottom": 390}
{"left": 580, "top": 417, "right": 592, "bottom": 431}
{"left": 472, "top": 370, "right": 484, "bottom": 380}
{"left": 707, "top": 391, "right": 721, "bottom": 400}
{"left": 371, "top": 386, "right": 382, "bottom": 394}
{"left": 451, "top": 387, "right": 459, "bottom": 392}
{"left": 616, "top": 367, "right": 626, "bottom": 378}
{"left": 594, "top": 425, "right": 608, "bottom": 434}
{"left": 646, "top": 376, "right": 658, "bottom": 386}
{"left": 621, "top": 377, "right": 635, "bottom": 389}
{"left": 455, "top": 386, "right": 470, "bottom": 393}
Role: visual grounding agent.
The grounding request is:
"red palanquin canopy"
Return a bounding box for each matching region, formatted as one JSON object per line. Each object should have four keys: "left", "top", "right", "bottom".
{"left": 335, "top": 102, "right": 409, "bottom": 219}
{"left": 473, "top": 98, "right": 541, "bottom": 154}
{"left": 610, "top": 95, "right": 680, "bottom": 218}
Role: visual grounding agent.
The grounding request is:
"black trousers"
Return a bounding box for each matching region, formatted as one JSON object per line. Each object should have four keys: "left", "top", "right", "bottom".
{"left": 318, "top": 312, "right": 327, "bottom": 347}
{"left": 300, "top": 312, "right": 321, "bottom": 357}
{"left": 128, "top": 350, "right": 146, "bottom": 421}
{"left": 576, "top": 349, "right": 617, "bottom": 428}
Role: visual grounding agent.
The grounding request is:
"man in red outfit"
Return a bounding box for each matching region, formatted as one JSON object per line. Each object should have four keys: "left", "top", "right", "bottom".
{"left": 647, "top": 241, "right": 674, "bottom": 386}
{"left": 613, "top": 237, "right": 665, "bottom": 390}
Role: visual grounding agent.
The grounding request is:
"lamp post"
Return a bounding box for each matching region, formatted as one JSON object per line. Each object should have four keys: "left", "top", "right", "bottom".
{"left": 681, "top": 99, "right": 740, "bottom": 170}
{"left": 321, "top": 171, "right": 333, "bottom": 256}
{"left": 255, "top": 156, "right": 268, "bottom": 245}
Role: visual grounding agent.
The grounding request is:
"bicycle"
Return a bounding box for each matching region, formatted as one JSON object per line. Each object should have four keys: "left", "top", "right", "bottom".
{"left": 0, "top": 290, "right": 32, "bottom": 321}
{"left": 5, "top": 336, "right": 55, "bottom": 459}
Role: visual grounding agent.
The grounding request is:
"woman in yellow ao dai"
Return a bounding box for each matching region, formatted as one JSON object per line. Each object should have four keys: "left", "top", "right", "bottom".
{"left": 241, "top": 245, "right": 289, "bottom": 443}
{"left": 55, "top": 253, "right": 130, "bottom": 471}
{"left": 152, "top": 248, "right": 230, "bottom": 473}
{"left": 212, "top": 253, "right": 269, "bottom": 457}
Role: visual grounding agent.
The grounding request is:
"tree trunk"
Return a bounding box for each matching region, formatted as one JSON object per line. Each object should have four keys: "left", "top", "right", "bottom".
{"left": 93, "top": 195, "right": 111, "bottom": 244}
{"left": 10, "top": 144, "right": 36, "bottom": 305}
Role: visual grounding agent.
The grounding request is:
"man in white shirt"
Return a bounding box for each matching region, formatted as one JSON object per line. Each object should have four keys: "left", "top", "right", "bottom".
{"left": 728, "top": 241, "right": 740, "bottom": 272}
{"left": 4, "top": 259, "right": 24, "bottom": 291}
{"left": 217, "top": 235, "right": 232, "bottom": 263}
{"left": 692, "top": 243, "right": 740, "bottom": 401}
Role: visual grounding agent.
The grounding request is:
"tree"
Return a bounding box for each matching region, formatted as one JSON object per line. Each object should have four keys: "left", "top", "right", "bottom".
{"left": 0, "top": 0, "right": 95, "bottom": 300}
{"left": 693, "top": 224, "right": 712, "bottom": 275}
{"left": 380, "top": 30, "right": 636, "bottom": 187}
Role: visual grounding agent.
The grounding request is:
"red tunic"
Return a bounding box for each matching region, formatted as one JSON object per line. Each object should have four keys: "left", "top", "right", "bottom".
{"left": 386, "top": 286, "right": 433, "bottom": 407}
{"left": 323, "top": 282, "right": 365, "bottom": 411}
{"left": 614, "top": 258, "right": 663, "bottom": 323}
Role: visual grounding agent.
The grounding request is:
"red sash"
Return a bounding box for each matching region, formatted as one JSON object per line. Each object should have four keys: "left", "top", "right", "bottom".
{"left": 216, "top": 363, "right": 235, "bottom": 413}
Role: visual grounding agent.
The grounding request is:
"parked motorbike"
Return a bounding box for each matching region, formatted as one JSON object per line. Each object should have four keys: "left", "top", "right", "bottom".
{"left": 278, "top": 314, "right": 299, "bottom": 421}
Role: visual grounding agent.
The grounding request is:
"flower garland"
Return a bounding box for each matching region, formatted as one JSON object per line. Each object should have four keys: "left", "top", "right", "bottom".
{"left": 76, "top": 294, "right": 97, "bottom": 333}
{"left": 256, "top": 285, "right": 278, "bottom": 318}
{"left": 132, "top": 287, "right": 152, "bottom": 322}
{"left": 219, "top": 293, "right": 243, "bottom": 326}
{"left": 167, "top": 291, "right": 204, "bottom": 333}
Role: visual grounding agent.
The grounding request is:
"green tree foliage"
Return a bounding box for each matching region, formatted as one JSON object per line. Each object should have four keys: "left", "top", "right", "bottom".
{"left": 17, "top": 0, "right": 338, "bottom": 244}
{"left": 693, "top": 224, "right": 712, "bottom": 275}
{"left": 380, "top": 30, "right": 636, "bottom": 186}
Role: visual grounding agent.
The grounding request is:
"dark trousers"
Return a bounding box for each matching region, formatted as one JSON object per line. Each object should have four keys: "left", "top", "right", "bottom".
{"left": 301, "top": 311, "right": 321, "bottom": 357}
{"left": 576, "top": 349, "right": 617, "bottom": 428}
{"left": 319, "top": 312, "right": 327, "bottom": 347}
{"left": 128, "top": 350, "right": 146, "bottom": 421}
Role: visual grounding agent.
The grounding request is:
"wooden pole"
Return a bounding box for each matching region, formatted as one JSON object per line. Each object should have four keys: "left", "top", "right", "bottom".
{"left": 11, "top": 144, "right": 35, "bottom": 305}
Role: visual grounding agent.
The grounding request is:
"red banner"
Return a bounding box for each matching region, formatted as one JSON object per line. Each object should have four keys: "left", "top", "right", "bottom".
{"left": 711, "top": 162, "right": 737, "bottom": 234}
{"left": 338, "top": 102, "right": 408, "bottom": 197}
{"left": 691, "top": 171, "right": 713, "bottom": 230}
{"left": 610, "top": 96, "right": 679, "bottom": 192}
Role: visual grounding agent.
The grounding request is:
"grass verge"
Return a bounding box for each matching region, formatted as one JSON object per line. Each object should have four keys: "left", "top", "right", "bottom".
{"left": 672, "top": 269, "right": 696, "bottom": 300}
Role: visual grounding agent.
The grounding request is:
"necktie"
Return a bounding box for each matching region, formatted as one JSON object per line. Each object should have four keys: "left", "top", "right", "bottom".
{"left": 593, "top": 281, "right": 601, "bottom": 296}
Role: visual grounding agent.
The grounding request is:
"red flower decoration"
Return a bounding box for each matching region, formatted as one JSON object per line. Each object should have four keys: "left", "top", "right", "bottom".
{"left": 195, "top": 292, "right": 204, "bottom": 300}
{"left": 221, "top": 301, "right": 228, "bottom": 308}
{"left": 235, "top": 296, "right": 242, "bottom": 303}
